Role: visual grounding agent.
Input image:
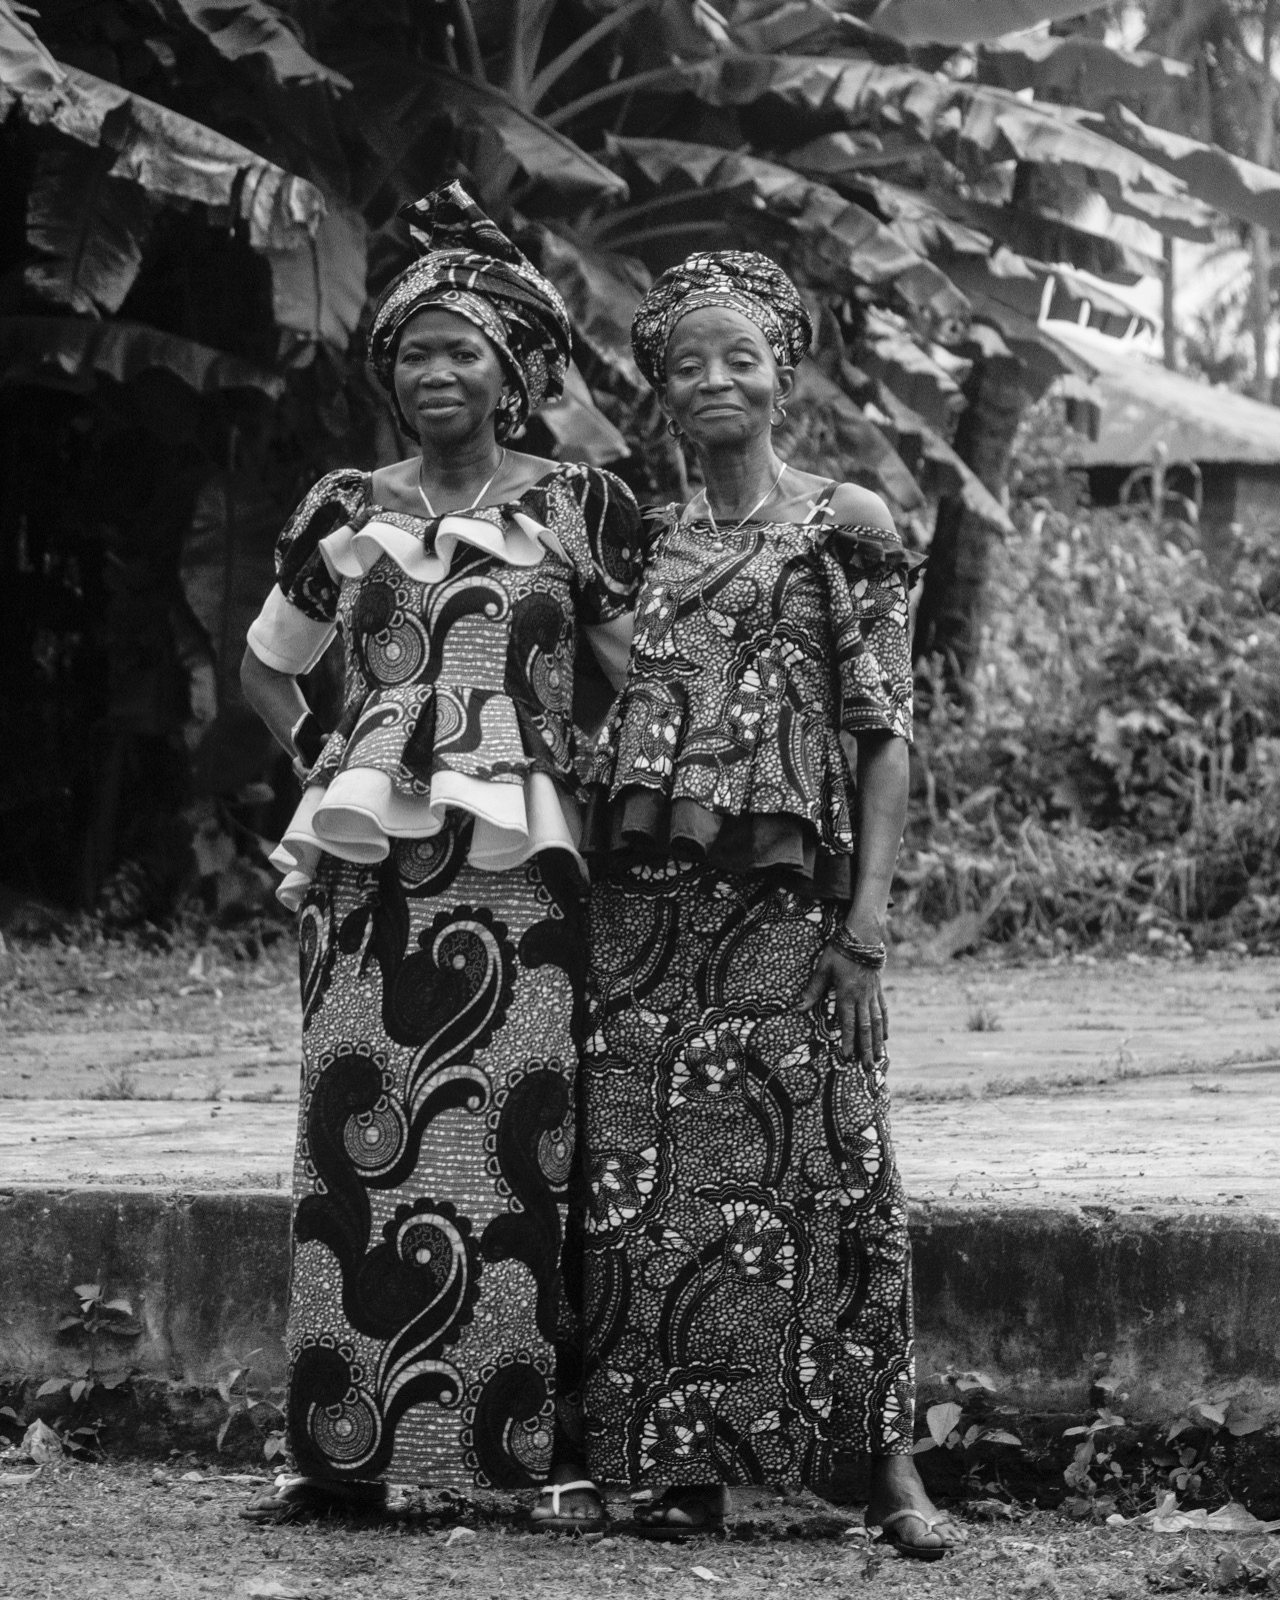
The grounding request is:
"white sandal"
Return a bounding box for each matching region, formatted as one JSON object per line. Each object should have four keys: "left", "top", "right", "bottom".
{"left": 529, "top": 1479, "right": 607, "bottom": 1534}
{"left": 869, "top": 1507, "right": 959, "bottom": 1562}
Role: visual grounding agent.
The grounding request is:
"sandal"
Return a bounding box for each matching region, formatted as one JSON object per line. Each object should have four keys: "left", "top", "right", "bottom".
{"left": 239, "top": 1475, "right": 387, "bottom": 1525}
{"left": 529, "top": 1479, "right": 607, "bottom": 1535}
{"left": 633, "top": 1486, "right": 725, "bottom": 1541}
{"left": 868, "top": 1507, "right": 959, "bottom": 1562}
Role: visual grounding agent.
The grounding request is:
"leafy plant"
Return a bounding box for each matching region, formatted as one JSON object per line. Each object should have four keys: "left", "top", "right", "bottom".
{"left": 214, "top": 1350, "right": 285, "bottom": 1455}
{"left": 39, "top": 1282, "right": 142, "bottom": 1408}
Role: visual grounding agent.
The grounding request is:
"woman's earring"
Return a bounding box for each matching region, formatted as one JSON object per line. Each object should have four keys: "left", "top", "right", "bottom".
{"left": 666, "top": 418, "right": 682, "bottom": 438}
{"left": 771, "top": 405, "right": 788, "bottom": 427}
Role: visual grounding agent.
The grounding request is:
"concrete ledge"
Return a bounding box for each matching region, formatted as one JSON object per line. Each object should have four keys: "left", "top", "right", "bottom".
{"left": 2, "top": 1187, "right": 1279, "bottom": 1420}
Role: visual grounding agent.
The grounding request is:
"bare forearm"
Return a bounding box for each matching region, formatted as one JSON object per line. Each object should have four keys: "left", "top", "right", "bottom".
{"left": 847, "top": 732, "right": 909, "bottom": 940}
{"left": 240, "top": 646, "right": 308, "bottom": 755}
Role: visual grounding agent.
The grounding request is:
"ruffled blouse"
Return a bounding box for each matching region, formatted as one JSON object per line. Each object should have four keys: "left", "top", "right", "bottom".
{"left": 246, "top": 463, "right": 643, "bottom": 910}
{"left": 583, "top": 500, "right": 916, "bottom": 900}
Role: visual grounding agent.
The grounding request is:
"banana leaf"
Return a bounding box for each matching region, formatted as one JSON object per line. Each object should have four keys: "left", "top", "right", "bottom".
{"left": 657, "top": 55, "right": 1221, "bottom": 240}
{"left": 976, "top": 36, "right": 1191, "bottom": 115}
{"left": 869, "top": 378, "right": 1014, "bottom": 535}
{"left": 530, "top": 223, "right": 648, "bottom": 386}
{"left": 25, "top": 146, "right": 154, "bottom": 315}
{"left": 267, "top": 203, "right": 368, "bottom": 350}
{"left": 160, "top": 0, "right": 351, "bottom": 90}
{"left": 1098, "top": 102, "right": 1280, "bottom": 236}
{"left": 607, "top": 135, "right": 970, "bottom": 337}
{"left": 868, "top": 0, "right": 1111, "bottom": 45}
{"left": 536, "top": 363, "right": 630, "bottom": 465}
{"left": 785, "top": 360, "right": 926, "bottom": 518}
{"left": 0, "top": 1, "right": 324, "bottom": 251}
{"left": 859, "top": 306, "right": 968, "bottom": 438}
{"left": 418, "top": 63, "right": 628, "bottom": 200}
{"left": 0, "top": 316, "right": 284, "bottom": 395}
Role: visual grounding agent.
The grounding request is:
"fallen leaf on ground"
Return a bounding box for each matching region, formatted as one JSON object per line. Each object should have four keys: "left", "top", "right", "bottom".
{"left": 691, "top": 1568, "right": 725, "bottom": 1583}
{"left": 969, "top": 1498, "right": 1018, "bottom": 1519}
{"left": 244, "top": 1580, "right": 307, "bottom": 1599}
{"left": 180, "top": 1470, "right": 204, "bottom": 1482}
{"left": 0, "top": 1471, "right": 39, "bottom": 1486}
{"left": 1146, "top": 1492, "right": 1280, "bottom": 1534}
{"left": 444, "top": 1526, "right": 476, "bottom": 1545}
{"left": 21, "top": 1420, "right": 63, "bottom": 1466}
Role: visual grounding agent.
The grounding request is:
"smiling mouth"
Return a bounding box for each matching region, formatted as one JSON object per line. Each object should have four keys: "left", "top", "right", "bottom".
{"left": 696, "top": 405, "right": 744, "bottom": 417}
{"left": 419, "top": 398, "right": 464, "bottom": 412}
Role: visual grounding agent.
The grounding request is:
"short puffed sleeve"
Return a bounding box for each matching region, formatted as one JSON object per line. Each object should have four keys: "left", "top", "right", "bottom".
{"left": 245, "top": 469, "right": 367, "bottom": 675}
{"left": 563, "top": 465, "right": 645, "bottom": 625}
{"left": 818, "top": 523, "right": 917, "bottom": 744}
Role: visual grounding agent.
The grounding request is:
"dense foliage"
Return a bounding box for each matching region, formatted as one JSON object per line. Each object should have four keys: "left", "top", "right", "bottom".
{"left": 898, "top": 397, "right": 1280, "bottom": 954}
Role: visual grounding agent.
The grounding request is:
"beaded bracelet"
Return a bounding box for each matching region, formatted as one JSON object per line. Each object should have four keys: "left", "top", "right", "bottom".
{"left": 828, "top": 925, "right": 887, "bottom": 970}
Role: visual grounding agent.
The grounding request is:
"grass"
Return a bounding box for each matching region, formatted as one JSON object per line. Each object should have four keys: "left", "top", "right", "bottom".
{"left": 2, "top": 1462, "right": 1261, "bottom": 1600}
{"left": 966, "top": 1002, "right": 1002, "bottom": 1033}
{"left": 87, "top": 1067, "right": 139, "bottom": 1101}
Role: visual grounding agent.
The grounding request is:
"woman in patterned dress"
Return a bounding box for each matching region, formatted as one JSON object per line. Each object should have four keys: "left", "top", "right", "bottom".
{"left": 239, "top": 184, "right": 641, "bottom": 1527}
{"left": 580, "top": 253, "right": 956, "bottom": 1558}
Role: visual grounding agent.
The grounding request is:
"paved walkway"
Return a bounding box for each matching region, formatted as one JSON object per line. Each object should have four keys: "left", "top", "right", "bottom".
{"left": 3, "top": 947, "right": 1277, "bottom": 1208}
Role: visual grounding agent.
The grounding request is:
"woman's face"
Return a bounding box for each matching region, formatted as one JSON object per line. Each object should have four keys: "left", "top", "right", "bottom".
{"left": 393, "top": 307, "right": 507, "bottom": 444}
{"left": 661, "top": 306, "right": 792, "bottom": 449}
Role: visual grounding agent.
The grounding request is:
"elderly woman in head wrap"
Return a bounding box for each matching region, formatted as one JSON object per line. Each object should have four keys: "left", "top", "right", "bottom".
{"left": 579, "top": 253, "right": 956, "bottom": 1558}
{"left": 239, "top": 183, "right": 642, "bottom": 1528}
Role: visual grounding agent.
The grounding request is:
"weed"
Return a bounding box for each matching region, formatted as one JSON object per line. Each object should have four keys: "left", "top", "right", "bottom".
{"left": 37, "top": 1283, "right": 141, "bottom": 1432}
{"left": 89, "top": 1068, "right": 138, "bottom": 1101}
{"left": 214, "top": 1351, "right": 286, "bottom": 1459}
{"left": 966, "top": 1002, "right": 1002, "bottom": 1032}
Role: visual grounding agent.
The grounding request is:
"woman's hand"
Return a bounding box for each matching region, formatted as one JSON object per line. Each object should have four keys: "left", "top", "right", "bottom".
{"left": 799, "top": 945, "right": 889, "bottom": 1071}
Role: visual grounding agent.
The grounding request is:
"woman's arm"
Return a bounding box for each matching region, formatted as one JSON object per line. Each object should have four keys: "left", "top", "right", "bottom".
{"left": 240, "top": 647, "right": 313, "bottom": 777}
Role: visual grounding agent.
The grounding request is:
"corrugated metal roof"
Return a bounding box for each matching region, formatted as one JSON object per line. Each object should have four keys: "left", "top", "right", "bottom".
{"left": 1053, "top": 328, "right": 1280, "bottom": 468}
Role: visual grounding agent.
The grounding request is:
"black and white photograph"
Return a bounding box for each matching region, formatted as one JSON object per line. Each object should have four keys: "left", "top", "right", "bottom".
{"left": 1, "top": 1, "right": 1279, "bottom": 1595}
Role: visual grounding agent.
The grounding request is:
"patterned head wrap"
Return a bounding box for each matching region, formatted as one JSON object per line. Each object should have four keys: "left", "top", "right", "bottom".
{"left": 368, "top": 182, "right": 572, "bottom": 441}
{"left": 630, "top": 250, "right": 812, "bottom": 391}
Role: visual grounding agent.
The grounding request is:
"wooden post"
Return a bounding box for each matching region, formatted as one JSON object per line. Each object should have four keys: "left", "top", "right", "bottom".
{"left": 1162, "top": 235, "right": 1177, "bottom": 371}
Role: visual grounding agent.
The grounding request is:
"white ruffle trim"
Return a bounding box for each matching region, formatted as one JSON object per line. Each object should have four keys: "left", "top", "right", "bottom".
{"left": 317, "top": 510, "right": 570, "bottom": 586}
{"left": 268, "top": 769, "right": 585, "bottom": 911}
{"left": 246, "top": 585, "right": 337, "bottom": 676}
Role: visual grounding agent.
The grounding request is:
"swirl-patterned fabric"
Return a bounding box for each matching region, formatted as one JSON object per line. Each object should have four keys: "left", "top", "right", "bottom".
{"left": 287, "top": 824, "right": 588, "bottom": 1488}
{"left": 580, "top": 861, "right": 915, "bottom": 1488}
{"left": 258, "top": 462, "right": 642, "bottom": 1488}
{"left": 585, "top": 501, "right": 916, "bottom": 900}
{"left": 255, "top": 463, "right": 643, "bottom": 910}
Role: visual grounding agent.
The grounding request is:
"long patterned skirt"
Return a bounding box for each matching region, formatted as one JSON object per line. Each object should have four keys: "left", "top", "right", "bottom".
{"left": 284, "top": 820, "right": 585, "bottom": 1490}
{"left": 580, "top": 860, "right": 914, "bottom": 1490}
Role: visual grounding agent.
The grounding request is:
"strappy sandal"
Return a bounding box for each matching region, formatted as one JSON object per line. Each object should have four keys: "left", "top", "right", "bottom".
{"left": 633, "top": 1487, "right": 725, "bottom": 1541}
{"left": 868, "top": 1507, "right": 959, "bottom": 1561}
{"left": 528, "top": 1479, "right": 607, "bottom": 1535}
{"left": 239, "top": 1475, "right": 387, "bottom": 1525}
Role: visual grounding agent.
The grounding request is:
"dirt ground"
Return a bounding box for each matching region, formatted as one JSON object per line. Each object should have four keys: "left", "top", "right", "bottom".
{"left": 2, "top": 1461, "right": 1275, "bottom": 1600}
{"left": 2, "top": 937, "right": 1277, "bottom": 1208}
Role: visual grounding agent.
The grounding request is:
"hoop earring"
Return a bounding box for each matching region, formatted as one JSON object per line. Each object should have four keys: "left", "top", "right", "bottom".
{"left": 666, "top": 418, "right": 682, "bottom": 438}
{"left": 771, "top": 405, "right": 788, "bottom": 427}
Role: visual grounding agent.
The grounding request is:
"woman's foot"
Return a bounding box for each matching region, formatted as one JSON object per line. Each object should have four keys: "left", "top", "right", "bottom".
{"left": 633, "top": 1484, "right": 726, "bottom": 1539}
{"left": 239, "top": 1475, "right": 387, "bottom": 1525}
{"left": 528, "top": 1461, "right": 606, "bottom": 1534}
{"left": 866, "top": 1457, "right": 961, "bottom": 1561}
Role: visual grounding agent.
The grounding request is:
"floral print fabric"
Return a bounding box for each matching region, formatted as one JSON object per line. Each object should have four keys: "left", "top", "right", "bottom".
{"left": 580, "top": 859, "right": 915, "bottom": 1489}
{"left": 587, "top": 509, "right": 915, "bottom": 895}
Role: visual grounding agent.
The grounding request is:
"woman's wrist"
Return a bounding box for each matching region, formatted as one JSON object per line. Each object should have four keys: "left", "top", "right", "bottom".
{"left": 828, "top": 923, "right": 887, "bottom": 970}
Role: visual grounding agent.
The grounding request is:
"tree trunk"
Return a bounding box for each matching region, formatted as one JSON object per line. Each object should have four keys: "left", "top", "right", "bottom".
{"left": 913, "top": 347, "right": 1025, "bottom": 687}
{"left": 1163, "top": 234, "right": 1177, "bottom": 371}
{"left": 1251, "top": 0, "right": 1277, "bottom": 402}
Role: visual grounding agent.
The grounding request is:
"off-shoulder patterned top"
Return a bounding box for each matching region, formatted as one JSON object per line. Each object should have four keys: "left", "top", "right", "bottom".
{"left": 584, "top": 482, "right": 917, "bottom": 901}
{"left": 245, "top": 461, "right": 644, "bottom": 909}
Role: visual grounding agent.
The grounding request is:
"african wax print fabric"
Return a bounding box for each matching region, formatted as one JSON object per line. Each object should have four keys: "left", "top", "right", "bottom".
{"left": 630, "top": 251, "right": 812, "bottom": 391}
{"left": 286, "top": 825, "right": 590, "bottom": 1489}
{"left": 368, "top": 182, "right": 572, "bottom": 441}
{"left": 249, "top": 462, "right": 643, "bottom": 911}
{"left": 579, "top": 858, "right": 915, "bottom": 1489}
{"left": 584, "top": 497, "right": 916, "bottom": 900}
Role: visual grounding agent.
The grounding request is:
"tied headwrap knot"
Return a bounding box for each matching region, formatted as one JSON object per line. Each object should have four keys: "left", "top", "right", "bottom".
{"left": 630, "top": 250, "right": 812, "bottom": 392}
{"left": 368, "top": 182, "right": 572, "bottom": 441}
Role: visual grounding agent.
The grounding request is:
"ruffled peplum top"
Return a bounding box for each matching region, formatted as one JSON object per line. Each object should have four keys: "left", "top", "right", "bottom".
{"left": 245, "top": 463, "right": 643, "bottom": 910}
{"left": 583, "top": 504, "right": 919, "bottom": 901}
